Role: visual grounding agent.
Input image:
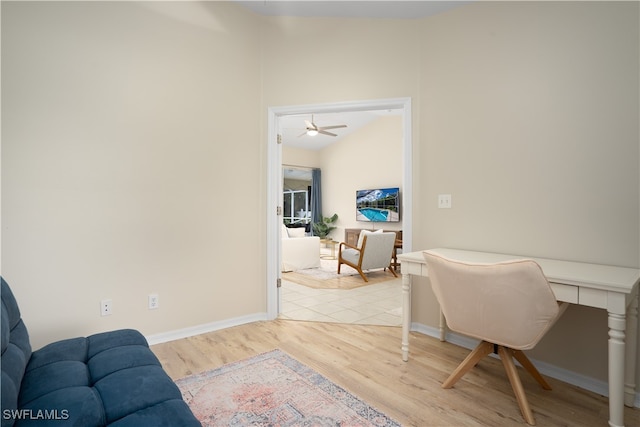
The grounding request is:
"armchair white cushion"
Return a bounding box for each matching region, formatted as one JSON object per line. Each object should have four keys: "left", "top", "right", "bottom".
{"left": 281, "top": 225, "right": 320, "bottom": 272}
{"left": 356, "top": 229, "right": 382, "bottom": 248}
{"left": 338, "top": 231, "right": 397, "bottom": 282}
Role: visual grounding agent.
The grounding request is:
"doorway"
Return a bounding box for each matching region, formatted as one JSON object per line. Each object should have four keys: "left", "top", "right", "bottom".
{"left": 266, "top": 98, "right": 413, "bottom": 319}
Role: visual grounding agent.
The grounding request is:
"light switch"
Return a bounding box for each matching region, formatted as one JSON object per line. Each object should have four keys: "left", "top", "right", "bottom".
{"left": 438, "top": 194, "right": 452, "bottom": 209}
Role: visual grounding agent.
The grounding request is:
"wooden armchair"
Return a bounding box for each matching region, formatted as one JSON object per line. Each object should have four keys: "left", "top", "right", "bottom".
{"left": 337, "top": 231, "right": 397, "bottom": 282}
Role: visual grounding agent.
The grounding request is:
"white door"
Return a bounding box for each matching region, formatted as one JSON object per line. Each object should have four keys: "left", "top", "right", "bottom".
{"left": 266, "top": 122, "right": 284, "bottom": 319}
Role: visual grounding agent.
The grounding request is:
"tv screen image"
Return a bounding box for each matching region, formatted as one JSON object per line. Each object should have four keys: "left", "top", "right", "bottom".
{"left": 356, "top": 187, "right": 400, "bottom": 222}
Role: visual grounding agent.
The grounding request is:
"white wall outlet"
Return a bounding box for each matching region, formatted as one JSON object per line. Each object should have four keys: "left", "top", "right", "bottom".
{"left": 438, "top": 194, "right": 452, "bottom": 209}
{"left": 148, "top": 294, "right": 159, "bottom": 310}
{"left": 101, "top": 299, "right": 113, "bottom": 316}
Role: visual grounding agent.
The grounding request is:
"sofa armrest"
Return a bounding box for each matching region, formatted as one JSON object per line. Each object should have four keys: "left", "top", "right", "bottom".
{"left": 282, "top": 236, "right": 321, "bottom": 271}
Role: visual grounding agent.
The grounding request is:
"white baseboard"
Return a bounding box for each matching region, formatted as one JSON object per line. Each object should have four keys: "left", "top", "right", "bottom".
{"left": 145, "top": 312, "right": 268, "bottom": 346}
{"left": 410, "top": 322, "right": 640, "bottom": 408}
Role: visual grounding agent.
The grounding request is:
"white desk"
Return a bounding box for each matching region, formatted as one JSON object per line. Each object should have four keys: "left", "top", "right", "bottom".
{"left": 398, "top": 248, "right": 640, "bottom": 427}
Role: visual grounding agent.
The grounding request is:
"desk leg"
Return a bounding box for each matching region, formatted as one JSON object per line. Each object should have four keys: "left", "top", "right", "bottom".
{"left": 624, "top": 292, "right": 638, "bottom": 407}
{"left": 608, "top": 311, "right": 627, "bottom": 427}
{"left": 402, "top": 272, "right": 411, "bottom": 362}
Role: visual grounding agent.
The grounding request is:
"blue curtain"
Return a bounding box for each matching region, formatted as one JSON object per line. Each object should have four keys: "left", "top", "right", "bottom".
{"left": 310, "top": 168, "right": 322, "bottom": 234}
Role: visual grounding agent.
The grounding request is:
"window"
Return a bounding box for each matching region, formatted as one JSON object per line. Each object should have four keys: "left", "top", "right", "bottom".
{"left": 283, "top": 189, "right": 310, "bottom": 225}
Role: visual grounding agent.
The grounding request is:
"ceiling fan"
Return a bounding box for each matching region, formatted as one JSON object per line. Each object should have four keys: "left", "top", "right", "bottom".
{"left": 298, "top": 115, "right": 347, "bottom": 137}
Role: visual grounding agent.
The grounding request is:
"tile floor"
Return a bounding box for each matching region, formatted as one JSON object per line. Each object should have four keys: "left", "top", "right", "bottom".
{"left": 279, "top": 277, "right": 402, "bottom": 326}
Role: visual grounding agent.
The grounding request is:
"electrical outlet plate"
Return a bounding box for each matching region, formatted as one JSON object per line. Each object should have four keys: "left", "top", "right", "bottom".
{"left": 101, "top": 299, "right": 112, "bottom": 316}
{"left": 148, "top": 294, "right": 159, "bottom": 310}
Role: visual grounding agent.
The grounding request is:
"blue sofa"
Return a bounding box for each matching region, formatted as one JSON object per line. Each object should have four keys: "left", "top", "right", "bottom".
{"left": 1, "top": 278, "right": 200, "bottom": 426}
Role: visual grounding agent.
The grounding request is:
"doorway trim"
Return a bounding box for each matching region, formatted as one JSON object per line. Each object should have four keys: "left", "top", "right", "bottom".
{"left": 266, "top": 97, "right": 413, "bottom": 319}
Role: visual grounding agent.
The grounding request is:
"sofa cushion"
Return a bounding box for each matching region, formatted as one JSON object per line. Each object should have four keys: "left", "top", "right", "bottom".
{"left": 287, "top": 227, "right": 306, "bottom": 238}
{"left": 24, "top": 337, "right": 87, "bottom": 371}
{"left": 1, "top": 278, "right": 32, "bottom": 427}
{"left": 20, "top": 360, "right": 91, "bottom": 405}
{"left": 96, "top": 365, "right": 185, "bottom": 423}
{"left": 19, "top": 386, "right": 105, "bottom": 426}
{"left": 88, "top": 345, "right": 159, "bottom": 382}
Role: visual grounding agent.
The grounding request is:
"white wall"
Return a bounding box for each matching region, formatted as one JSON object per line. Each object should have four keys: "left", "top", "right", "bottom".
{"left": 2, "top": 2, "right": 265, "bottom": 348}
{"left": 418, "top": 1, "right": 639, "bottom": 266}
{"left": 282, "top": 146, "right": 321, "bottom": 170}
{"left": 414, "top": 1, "right": 639, "bottom": 382}
{"left": 320, "top": 116, "right": 403, "bottom": 240}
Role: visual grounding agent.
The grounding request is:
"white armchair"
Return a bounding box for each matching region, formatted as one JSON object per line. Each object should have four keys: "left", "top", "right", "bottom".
{"left": 281, "top": 225, "right": 320, "bottom": 272}
{"left": 337, "top": 230, "right": 397, "bottom": 282}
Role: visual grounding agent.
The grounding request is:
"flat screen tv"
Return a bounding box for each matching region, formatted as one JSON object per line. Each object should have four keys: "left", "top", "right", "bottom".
{"left": 356, "top": 187, "right": 400, "bottom": 222}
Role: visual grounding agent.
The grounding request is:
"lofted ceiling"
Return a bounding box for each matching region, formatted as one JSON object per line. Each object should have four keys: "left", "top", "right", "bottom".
{"left": 281, "top": 108, "right": 402, "bottom": 182}
{"left": 280, "top": 109, "right": 402, "bottom": 151}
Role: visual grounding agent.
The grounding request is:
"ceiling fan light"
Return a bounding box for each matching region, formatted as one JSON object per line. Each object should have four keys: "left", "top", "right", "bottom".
{"left": 307, "top": 129, "right": 318, "bottom": 136}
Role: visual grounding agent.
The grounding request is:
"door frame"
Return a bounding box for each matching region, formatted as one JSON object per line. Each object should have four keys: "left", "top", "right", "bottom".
{"left": 266, "top": 97, "right": 413, "bottom": 319}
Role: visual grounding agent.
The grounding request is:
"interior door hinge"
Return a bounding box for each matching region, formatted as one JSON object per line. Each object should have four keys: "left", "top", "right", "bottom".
{"left": 277, "top": 134, "right": 282, "bottom": 144}
{"left": 277, "top": 278, "right": 282, "bottom": 288}
{"left": 277, "top": 206, "right": 282, "bottom": 216}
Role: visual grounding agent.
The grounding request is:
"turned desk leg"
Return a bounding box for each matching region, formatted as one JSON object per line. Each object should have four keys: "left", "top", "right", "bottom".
{"left": 402, "top": 272, "right": 411, "bottom": 362}
{"left": 608, "top": 311, "right": 626, "bottom": 427}
{"left": 624, "top": 291, "right": 638, "bottom": 408}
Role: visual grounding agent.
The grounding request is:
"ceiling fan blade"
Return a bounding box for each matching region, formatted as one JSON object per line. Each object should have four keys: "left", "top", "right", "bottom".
{"left": 304, "top": 120, "right": 316, "bottom": 130}
{"left": 297, "top": 131, "right": 308, "bottom": 137}
{"left": 318, "top": 124, "right": 347, "bottom": 131}
{"left": 318, "top": 130, "right": 337, "bottom": 137}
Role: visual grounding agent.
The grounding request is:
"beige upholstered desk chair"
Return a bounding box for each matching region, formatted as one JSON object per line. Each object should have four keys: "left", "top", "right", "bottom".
{"left": 423, "top": 251, "right": 568, "bottom": 425}
{"left": 338, "top": 231, "right": 398, "bottom": 282}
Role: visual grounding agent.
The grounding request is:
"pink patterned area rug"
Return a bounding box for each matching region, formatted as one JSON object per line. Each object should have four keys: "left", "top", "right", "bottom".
{"left": 175, "top": 349, "right": 400, "bottom": 427}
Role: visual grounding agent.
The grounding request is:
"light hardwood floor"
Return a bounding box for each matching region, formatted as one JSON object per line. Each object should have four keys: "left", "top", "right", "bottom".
{"left": 152, "top": 319, "right": 639, "bottom": 426}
